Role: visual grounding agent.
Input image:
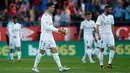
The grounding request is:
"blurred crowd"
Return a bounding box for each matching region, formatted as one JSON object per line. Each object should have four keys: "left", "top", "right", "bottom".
{"left": 0, "top": 0, "right": 130, "bottom": 27}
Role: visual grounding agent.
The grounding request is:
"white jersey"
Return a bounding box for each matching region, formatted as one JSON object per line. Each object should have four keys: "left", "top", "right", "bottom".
{"left": 40, "top": 12, "right": 58, "bottom": 40}
{"left": 96, "top": 13, "right": 114, "bottom": 34}
{"left": 7, "top": 21, "right": 21, "bottom": 38}
{"left": 80, "top": 20, "right": 95, "bottom": 39}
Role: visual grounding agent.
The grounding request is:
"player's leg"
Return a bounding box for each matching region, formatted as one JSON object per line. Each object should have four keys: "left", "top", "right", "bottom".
{"left": 107, "top": 34, "right": 115, "bottom": 68}
{"left": 50, "top": 41, "right": 70, "bottom": 72}
{"left": 9, "top": 37, "right": 14, "bottom": 62}
{"left": 32, "top": 40, "right": 45, "bottom": 72}
{"left": 81, "top": 40, "right": 87, "bottom": 63}
{"left": 92, "top": 40, "right": 100, "bottom": 59}
{"left": 15, "top": 38, "right": 22, "bottom": 61}
{"left": 99, "top": 34, "right": 106, "bottom": 68}
{"left": 86, "top": 39, "right": 95, "bottom": 63}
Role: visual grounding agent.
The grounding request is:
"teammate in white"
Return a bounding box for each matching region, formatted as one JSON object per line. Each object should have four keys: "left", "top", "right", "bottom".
{"left": 78, "top": 12, "right": 96, "bottom": 63}
{"left": 96, "top": 5, "right": 115, "bottom": 68}
{"left": 32, "top": 3, "right": 70, "bottom": 72}
{"left": 7, "top": 16, "right": 22, "bottom": 62}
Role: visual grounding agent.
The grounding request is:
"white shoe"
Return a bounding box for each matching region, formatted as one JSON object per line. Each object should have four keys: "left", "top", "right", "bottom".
{"left": 81, "top": 59, "right": 86, "bottom": 63}
{"left": 32, "top": 67, "right": 39, "bottom": 72}
{"left": 59, "top": 67, "right": 70, "bottom": 72}
{"left": 90, "top": 61, "right": 95, "bottom": 63}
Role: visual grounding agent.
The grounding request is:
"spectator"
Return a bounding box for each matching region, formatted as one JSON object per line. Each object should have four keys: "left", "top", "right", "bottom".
{"left": 60, "top": 9, "right": 70, "bottom": 27}
{"left": 2, "top": 8, "right": 10, "bottom": 27}
{"left": 78, "top": 0, "right": 86, "bottom": 14}
{"left": 22, "top": 15, "right": 32, "bottom": 27}
{"left": 54, "top": 9, "right": 61, "bottom": 26}
{"left": 113, "top": 2, "right": 125, "bottom": 20}
{"left": 125, "top": 4, "right": 130, "bottom": 20}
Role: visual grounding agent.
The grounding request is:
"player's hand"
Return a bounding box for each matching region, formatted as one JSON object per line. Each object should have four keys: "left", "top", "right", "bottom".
{"left": 58, "top": 28, "right": 67, "bottom": 36}
{"left": 78, "top": 37, "right": 80, "bottom": 40}
{"left": 98, "top": 35, "right": 101, "bottom": 40}
{"left": 14, "top": 36, "right": 16, "bottom": 38}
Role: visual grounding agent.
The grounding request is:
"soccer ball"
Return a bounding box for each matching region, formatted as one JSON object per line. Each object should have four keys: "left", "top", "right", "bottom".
{"left": 60, "top": 28, "right": 68, "bottom": 36}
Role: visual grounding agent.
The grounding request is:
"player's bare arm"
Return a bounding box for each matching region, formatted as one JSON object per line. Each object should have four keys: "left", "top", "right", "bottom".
{"left": 97, "top": 25, "right": 101, "bottom": 40}
{"left": 78, "top": 29, "right": 83, "bottom": 40}
{"left": 93, "top": 27, "right": 97, "bottom": 42}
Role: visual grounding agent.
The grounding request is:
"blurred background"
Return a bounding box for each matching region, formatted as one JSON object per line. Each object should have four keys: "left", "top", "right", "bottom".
{"left": 0, "top": 0, "right": 130, "bottom": 57}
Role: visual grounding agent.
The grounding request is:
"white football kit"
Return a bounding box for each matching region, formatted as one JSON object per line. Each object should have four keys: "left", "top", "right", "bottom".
{"left": 39, "top": 12, "right": 58, "bottom": 50}
{"left": 7, "top": 22, "right": 21, "bottom": 48}
{"left": 80, "top": 20, "right": 95, "bottom": 47}
{"left": 96, "top": 13, "right": 115, "bottom": 48}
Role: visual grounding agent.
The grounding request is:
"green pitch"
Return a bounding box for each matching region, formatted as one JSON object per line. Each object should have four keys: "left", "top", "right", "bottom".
{"left": 0, "top": 56, "right": 130, "bottom": 73}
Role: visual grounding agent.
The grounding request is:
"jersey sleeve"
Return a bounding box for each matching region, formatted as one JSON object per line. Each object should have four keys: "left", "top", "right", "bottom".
{"left": 41, "top": 16, "right": 58, "bottom": 32}
{"left": 111, "top": 15, "right": 114, "bottom": 25}
{"left": 96, "top": 16, "right": 102, "bottom": 25}
{"left": 7, "top": 24, "right": 14, "bottom": 37}
{"left": 80, "top": 22, "right": 84, "bottom": 29}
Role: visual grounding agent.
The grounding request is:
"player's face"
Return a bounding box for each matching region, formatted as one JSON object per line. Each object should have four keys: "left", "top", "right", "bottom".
{"left": 13, "top": 19, "right": 17, "bottom": 24}
{"left": 86, "top": 15, "right": 92, "bottom": 21}
{"left": 106, "top": 8, "right": 112, "bottom": 14}
{"left": 49, "top": 5, "right": 55, "bottom": 13}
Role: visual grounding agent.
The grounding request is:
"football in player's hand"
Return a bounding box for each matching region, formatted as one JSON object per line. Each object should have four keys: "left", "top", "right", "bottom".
{"left": 59, "top": 28, "right": 68, "bottom": 36}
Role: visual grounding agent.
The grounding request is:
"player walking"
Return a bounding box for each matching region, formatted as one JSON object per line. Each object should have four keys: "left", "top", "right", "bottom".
{"left": 32, "top": 3, "right": 70, "bottom": 72}
{"left": 78, "top": 12, "right": 96, "bottom": 63}
{"left": 96, "top": 5, "right": 115, "bottom": 68}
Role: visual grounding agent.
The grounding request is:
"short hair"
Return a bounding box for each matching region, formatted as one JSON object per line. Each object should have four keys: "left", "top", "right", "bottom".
{"left": 47, "top": 3, "right": 55, "bottom": 9}
{"left": 104, "top": 5, "right": 111, "bottom": 10}
{"left": 12, "top": 16, "right": 17, "bottom": 20}
{"left": 85, "top": 12, "right": 92, "bottom": 16}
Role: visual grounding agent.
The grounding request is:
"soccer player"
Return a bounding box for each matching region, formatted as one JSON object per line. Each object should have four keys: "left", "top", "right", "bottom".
{"left": 7, "top": 16, "right": 22, "bottom": 62}
{"left": 78, "top": 12, "right": 96, "bottom": 63}
{"left": 96, "top": 5, "right": 115, "bottom": 68}
{"left": 32, "top": 3, "right": 70, "bottom": 72}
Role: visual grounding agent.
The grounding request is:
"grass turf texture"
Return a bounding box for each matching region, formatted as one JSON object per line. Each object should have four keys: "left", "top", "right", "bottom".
{"left": 0, "top": 56, "right": 130, "bottom": 73}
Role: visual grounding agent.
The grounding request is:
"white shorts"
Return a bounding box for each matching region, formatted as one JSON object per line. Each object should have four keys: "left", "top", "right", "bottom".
{"left": 84, "top": 38, "right": 93, "bottom": 47}
{"left": 39, "top": 39, "right": 56, "bottom": 50}
{"left": 9, "top": 37, "right": 21, "bottom": 49}
{"left": 100, "top": 33, "right": 115, "bottom": 48}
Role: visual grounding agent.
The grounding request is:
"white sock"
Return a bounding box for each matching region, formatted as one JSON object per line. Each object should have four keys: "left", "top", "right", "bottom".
{"left": 99, "top": 51, "right": 103, "bottom": 66}
{"left": 92, "top": 48, "right": 100, "bottom": 59}
{"left": 33, "top": 53, "right": 42, "bottom": 68}
{"left": 10, "top": 53, "right": 14, "bottom": 60}
{"left": 17, "top": 51, "right": 21, "bottom": 60}
{"left": 82, "top": 48, "right": 87, "bottom": 61}
{"left": 87, "top": 48, "right": 93, "bottom": 62}
{"left": 52, "top": 53, "right": 62, "bottom": 68}
{"left": 108, "top": 50, "right": 115, "bottom": 64}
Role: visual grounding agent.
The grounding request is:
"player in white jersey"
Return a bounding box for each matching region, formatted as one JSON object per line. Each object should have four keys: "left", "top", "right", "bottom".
{"left": 78, "top": 12, "right": 97, "bottom": 63}
{"left": 96, "top": 5, "right": 115, "bottom": 68}
{"left": 32, "top": 3, "right": 70, "bottom": 72}
{"left": 7, "top": 16, "right": 22, "bottom": 62}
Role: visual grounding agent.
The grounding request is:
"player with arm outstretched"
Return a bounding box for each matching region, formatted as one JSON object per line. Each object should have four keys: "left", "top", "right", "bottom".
{"left": 32, "top": 3, "right": 70, "bottom": 72}
{"left": 78, "top": 12, "right": 96, "bottom": 63}
{"left": 96, "top": 5, "right": 115, "bottom": 68}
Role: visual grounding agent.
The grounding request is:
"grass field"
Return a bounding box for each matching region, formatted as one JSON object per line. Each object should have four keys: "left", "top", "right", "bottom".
{"left": 0, "top": 56, "right": 130, "bottom": 73}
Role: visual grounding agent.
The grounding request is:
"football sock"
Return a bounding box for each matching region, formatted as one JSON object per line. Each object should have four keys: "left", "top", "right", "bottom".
{"left": 33, "top": 53, "right": 42, "bottom": 68}
{"left": 10, "top": 53, "right": 14, "bottom": 60}
{"left": 99, "top": 51, "right": 103, "bottom": 66}
{"left": 82, "top": 48, "right": 87, "bottom": 61}
{"left": 17, "top": 51, "right": 21, "bottom": 60}
{"left": 108, "top": 50, "right": 115, "bottom": 64}
{"left": 87, "top": 48, "right": 93, "bottom": 62}
{"left": 92, "top": 48, "right": 100, "bottom": 59}
{"left": 52, "top": 53, "right": 62, "bottom": 68}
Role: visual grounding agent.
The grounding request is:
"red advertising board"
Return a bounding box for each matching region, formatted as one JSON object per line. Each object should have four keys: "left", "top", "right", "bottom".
{"left": 0, "top": 26, "right": 78, "bottom": 42}
{"left": 114, "top": 26, "right": 130, "bottom": 40}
